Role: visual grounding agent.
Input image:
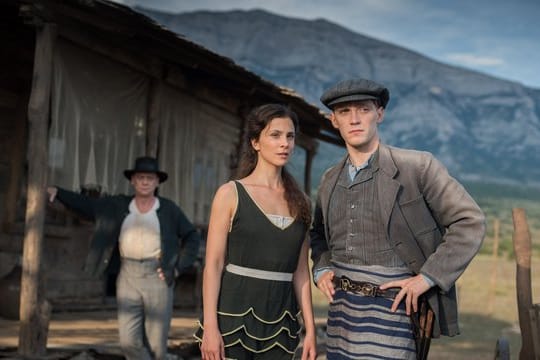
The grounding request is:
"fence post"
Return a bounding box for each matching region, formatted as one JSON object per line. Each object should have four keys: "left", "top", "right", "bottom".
{"left": 531, "top": 304, "right": 540, "bottom": 359}
{"left": 488, "top": 218, "right": 500, "bottom": 314}
{"left": 512, "top": 208, "right": 535, "bottom": 360}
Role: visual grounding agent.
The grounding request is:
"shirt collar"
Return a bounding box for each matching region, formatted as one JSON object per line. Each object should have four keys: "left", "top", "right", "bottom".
{"left": 129, "top": 197, "right": 160, "bottom": 214}
{"left": 347, "top": 151, "right": 378, "bottom": 182}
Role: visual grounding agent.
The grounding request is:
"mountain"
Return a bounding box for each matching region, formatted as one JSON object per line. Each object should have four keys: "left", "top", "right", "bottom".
{"left": 138, "top": 8, "right": 540, "bottom": 189}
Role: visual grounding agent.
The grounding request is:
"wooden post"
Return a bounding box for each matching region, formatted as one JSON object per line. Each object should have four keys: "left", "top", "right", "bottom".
{"left": 530, "top": 304, "right": 540, "bottom": 359}
{"left": 488, "top": 218, "right": 500, "bottom": 314}
{"left": 512, "top": 208, "right": 535, "bottom": 360}
{"left": 304, "top": 149, "right": 314, "bottom": 197}
{"left": 295, "top": 133, "right": 318, "bottom": 197}
{"left": 17, "top": 23, "right": 56, "bottom": 357}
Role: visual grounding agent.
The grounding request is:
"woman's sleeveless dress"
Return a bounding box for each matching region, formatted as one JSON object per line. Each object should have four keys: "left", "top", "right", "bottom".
{"left": 195, "top": 181, "right": 307, "bottom": 355}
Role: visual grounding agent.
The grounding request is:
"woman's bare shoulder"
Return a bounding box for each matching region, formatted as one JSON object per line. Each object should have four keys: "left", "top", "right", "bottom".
{"left": 213, "top": 180, "right": 238, "bottom": 203}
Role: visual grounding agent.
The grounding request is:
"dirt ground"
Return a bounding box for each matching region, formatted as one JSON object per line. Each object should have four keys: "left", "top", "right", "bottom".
{"left": 3, "top": 252, "right": 538, "bottom": 360}
{"left": 0, "top": 309, "right": 201, "bottom": 359}
{"left": 0, "top": 306, "right": 525, "bottom": 360}
{"left": 0, "top": 310, "right": 326, "bottom": 360}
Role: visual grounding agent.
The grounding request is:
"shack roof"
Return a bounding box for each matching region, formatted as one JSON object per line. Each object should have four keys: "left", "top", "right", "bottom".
{"left": 17, "top": 0, "right": 343, "bottom": 146}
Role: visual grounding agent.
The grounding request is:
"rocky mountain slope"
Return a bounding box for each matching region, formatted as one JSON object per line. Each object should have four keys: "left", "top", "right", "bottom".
{"left": 139, "top": 8, "right": 540, "bottom": 187}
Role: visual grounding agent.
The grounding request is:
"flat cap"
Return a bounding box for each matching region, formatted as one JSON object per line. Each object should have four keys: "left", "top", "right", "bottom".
{"left": 320, "top": 78, "right": 390, "bottom": 109}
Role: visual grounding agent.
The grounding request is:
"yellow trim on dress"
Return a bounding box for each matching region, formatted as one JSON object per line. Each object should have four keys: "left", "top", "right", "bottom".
{"left": 196, "top": 321, "right": 300, "bottom": 340}
{"left": 223, "top": 338, "right": 297, "bottom": 354}
{"left": 217, "top": 306, "right": 300, "bottom": 324}
{"left": 193, "top": 307, "right": 303, "bottom": 353}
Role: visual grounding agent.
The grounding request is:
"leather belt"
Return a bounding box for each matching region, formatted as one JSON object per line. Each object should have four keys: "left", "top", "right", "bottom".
{"left": 334, "top": 275, "right": 399, "bottom": 299}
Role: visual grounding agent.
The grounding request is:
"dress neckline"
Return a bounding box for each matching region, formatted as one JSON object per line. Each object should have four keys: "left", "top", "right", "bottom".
{"left": 235, "top": 181, "right": 295, "bottom": 231}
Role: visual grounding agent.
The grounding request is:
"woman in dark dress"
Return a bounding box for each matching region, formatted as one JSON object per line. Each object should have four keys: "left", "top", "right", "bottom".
{"left": 195, "top": 104, "right": 317, "bottom": 360}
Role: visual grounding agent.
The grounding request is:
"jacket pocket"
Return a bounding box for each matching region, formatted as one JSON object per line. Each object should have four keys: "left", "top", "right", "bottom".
{"left": 399, "top": 195, "right": 442, "bottom": 255}
{"left": 399, "top": 195, "right": 437, "bottom": 236}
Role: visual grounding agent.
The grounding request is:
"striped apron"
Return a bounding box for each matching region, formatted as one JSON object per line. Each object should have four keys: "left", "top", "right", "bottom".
{"left": 326, "top": 261, "right": 416, "bottom": 360}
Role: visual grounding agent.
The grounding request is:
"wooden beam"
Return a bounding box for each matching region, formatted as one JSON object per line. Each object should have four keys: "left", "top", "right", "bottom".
{"left": 18, "top": 23, "right": 56, "bottom": 357}
{"left": 57, "top": 26, "right": 161, "bottom": 78}
{"left": 512, "top": 208, "right": 535, "bottom": 360}
{"left": 303, "top": 146, "right": 318, "bottom": 198}
{"left": 294, "top": 133, "right": 318, "bottom": 197}
{"left": 315, "top": 132, "right": 345, "bottom": 147}
{"left": 296, "top": 132, "right": 317, "bottom": 152}
{"left": 24, "top": 0, "right": 341, "bottom": 147}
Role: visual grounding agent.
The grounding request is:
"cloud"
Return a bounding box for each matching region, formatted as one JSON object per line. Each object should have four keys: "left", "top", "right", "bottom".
{"left": 445, "top": 53, "right": 505, "bottom": 67}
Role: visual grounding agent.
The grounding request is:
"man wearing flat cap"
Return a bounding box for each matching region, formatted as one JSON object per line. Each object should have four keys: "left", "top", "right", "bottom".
{"left": 47, "top": 156, "right": 201, "bottom": 360}
{"left": 310, "top": 78, "right": 485, "bottom": 359}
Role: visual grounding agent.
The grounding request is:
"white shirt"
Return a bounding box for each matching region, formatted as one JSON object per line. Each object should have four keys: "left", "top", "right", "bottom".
{"left": 119, "top": 198, "right": 161, "bottom": 259}
{"left": 267, "top": 214, "right": 294, "bottom": 229}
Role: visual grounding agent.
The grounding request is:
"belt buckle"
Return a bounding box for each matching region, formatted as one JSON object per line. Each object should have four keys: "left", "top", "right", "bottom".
{"left": 340, "top": 277, "right": 351, "bottom": 291}
{"left": 360, "top": 282, "right": 377, "bottom": 297}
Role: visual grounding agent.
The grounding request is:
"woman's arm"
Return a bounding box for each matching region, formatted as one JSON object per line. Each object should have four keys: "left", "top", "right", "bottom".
{"left": 293, "top": 236, "right": 317, "bottom": 360}
{"left": 200, "top": 181, "right": 236, "bottom": 360}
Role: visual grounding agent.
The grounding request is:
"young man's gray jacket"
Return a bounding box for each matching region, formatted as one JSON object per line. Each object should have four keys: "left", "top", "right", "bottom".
{"left": 310, "top": 143, "right": 486, "bottom": 337}
{"left": 55, "top": 187, "right": 201, "bottom": 285}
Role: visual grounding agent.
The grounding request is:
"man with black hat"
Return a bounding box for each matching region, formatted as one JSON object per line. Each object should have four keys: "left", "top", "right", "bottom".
{"left": 310, "top": 79, "right": 485, "bottom": 359}
{"left": 47, "top": 156, "right": 200, "bottom": 360}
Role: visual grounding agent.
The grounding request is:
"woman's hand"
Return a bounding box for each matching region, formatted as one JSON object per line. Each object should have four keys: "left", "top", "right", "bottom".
{"left": 300, "top": 331, "right": 317, "bottom": 360}
{"left": 200, "top": 325, "right": 225, "bottom": 360}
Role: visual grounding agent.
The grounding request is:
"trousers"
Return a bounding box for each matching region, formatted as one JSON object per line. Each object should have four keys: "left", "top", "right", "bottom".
{"left": 116, "top": 258, "right": 174, "bottom": 360}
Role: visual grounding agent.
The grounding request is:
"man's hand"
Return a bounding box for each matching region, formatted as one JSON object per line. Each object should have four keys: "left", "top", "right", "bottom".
{"left": 157, "top": 267, "right": 166, "bottom": 282}
{"left": 379, "top": 274, "right": 430, "bottom": 315}
{"left": 47, "top": 187, "right": 58, "bottom": 202}
{"left": 316, "top": 270, "right": 335, "bottom": 302}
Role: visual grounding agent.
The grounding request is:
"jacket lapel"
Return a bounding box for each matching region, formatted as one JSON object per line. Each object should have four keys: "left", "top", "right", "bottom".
{"left": 378, "top": 144, "right": 426, "bottom": 272}
{"left": 320, "top": 156, "right": 347, "bottom": 241}
{"left": 377, "top": 144, "right": 400, "bottom": 231}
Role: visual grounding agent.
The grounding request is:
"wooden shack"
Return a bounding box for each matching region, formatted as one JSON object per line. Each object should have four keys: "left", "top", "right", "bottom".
{"left": 0, "top": 0, "right": 342, "bottom": 317}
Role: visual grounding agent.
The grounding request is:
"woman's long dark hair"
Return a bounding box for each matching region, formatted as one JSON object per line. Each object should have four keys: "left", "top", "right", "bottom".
{"left": 235, "top": 104, "right": 311, "bottom": 226}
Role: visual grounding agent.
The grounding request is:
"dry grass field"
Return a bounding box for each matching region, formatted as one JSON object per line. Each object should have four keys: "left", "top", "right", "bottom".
{"left": 430, "top": 253, "right": 539, "bottom": 359}
{"left": 311, "top": 254, "right": 540, "bottom": 359}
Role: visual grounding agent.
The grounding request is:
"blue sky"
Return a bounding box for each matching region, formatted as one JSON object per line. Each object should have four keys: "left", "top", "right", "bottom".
{"left": 114, "top": 0, "right": 540, "bottom": 89}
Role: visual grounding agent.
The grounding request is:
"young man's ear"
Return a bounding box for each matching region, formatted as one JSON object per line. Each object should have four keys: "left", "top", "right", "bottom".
{"left": 376, "top": 107, "right": 385, "bottom": 124}
{"left": 329, "top": 113, "right": 339, "bottom": 129}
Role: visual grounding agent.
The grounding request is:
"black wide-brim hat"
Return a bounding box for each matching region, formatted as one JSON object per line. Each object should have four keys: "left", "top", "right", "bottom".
{"left": 123, "top": 156, "right": 168, "bottom": 183}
